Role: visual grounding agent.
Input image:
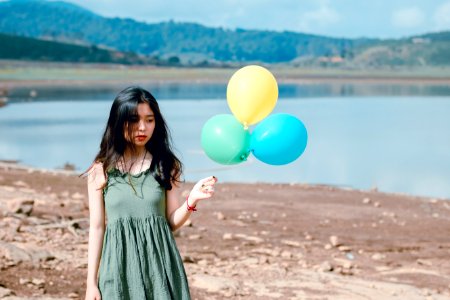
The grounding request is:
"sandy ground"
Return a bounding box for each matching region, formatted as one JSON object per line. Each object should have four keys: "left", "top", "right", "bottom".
{"left": 0, "top": 161, "right": 450, "bottom": 300}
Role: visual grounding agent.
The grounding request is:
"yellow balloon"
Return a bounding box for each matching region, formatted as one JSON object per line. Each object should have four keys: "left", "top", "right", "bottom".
{"left": 226, "top": 65, "right": 278, "bottom": 127}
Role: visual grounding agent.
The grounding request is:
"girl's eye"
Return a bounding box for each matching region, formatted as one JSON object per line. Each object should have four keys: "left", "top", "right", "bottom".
{"left": 146, "top": 119, "right": 154, "bottom": 123}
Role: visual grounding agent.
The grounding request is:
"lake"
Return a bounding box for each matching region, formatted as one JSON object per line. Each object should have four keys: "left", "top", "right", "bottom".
{"left": 1, "top": 83, "right": 449, "bottom": 199}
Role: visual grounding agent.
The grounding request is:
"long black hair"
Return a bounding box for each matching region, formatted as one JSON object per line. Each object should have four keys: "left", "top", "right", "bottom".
{"left": 85, "top": 86, "right": 182, "bottom": 190}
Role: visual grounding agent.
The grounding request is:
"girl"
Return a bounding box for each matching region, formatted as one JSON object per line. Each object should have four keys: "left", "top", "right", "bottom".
{"left": 84, "top": 86, "right": 217, "bottom": 300}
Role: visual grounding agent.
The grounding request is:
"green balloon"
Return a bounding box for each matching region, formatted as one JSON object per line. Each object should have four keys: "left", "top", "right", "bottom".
{"left": 201, "top": 114, "right": 251, "bottom": 165}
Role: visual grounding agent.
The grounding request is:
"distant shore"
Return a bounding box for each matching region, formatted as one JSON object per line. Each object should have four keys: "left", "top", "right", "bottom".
{"left": 1, "top": 62, "right": 450, "bottom": 91}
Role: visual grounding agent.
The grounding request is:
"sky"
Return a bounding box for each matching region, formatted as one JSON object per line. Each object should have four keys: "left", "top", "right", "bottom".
{"left": 59, "top": 0, "right": 450, "bottom": 38}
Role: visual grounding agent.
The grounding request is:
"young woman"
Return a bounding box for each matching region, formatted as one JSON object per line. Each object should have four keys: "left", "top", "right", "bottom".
{"left": 84, "top": 86, "right": 217, "bottom": 300}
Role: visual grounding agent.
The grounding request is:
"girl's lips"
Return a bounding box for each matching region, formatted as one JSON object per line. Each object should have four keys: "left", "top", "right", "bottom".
{"left": 136, "top": 135, "right": 147, "bottom": 141}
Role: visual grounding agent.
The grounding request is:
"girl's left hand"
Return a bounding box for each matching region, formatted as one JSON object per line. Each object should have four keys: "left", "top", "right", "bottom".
{"left": 188, "top": 176, "right": 218, "bottom": 205}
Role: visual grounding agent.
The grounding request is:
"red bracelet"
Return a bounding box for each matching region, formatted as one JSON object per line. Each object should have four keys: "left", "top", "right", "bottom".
{"left": 186, "top": 196, "right": 197, "bottom": 212}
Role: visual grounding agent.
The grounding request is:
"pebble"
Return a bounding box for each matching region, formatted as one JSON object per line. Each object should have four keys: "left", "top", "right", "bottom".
{"left": 329, "top": 235, "right": 340, "bottom": 247}
{"left": 31, "top": 278, "right": 45, "bottom": 287}
{"left": 338, "top": 246, "right": 352, "bottom": 252}
{"left": 223, "top": 233, "right": 233, "bottom": 240}
{"left": 7, "top": 199, "right": 35, "bottom": 216}
{"left": 19, "top": 278, "right": 31, "bottom": 285}
{"left": 0, "top": 287, "right": 13, "bottom": 298}
{"left": 188, "top": 234, "right": 201, "bottom": 240}
{"left": 362, "top": 197, "right": 371, "bottom": 204}
{"left": 281, "top": 240, "right": 301, "bottom": 247}
{"left": 216, "top": 212, "right": 226, "bottom": 220}
{"left": 68, "top": 292, "right": 79, "bottom": 298}
{"left": 371, "top": 253, "right": 385, "bottom": 260}
{"left": 71, "top": 192, "right": 85, "bottom": 200}
{"left": 319, "top": 261, "right": 333, "bottom": 272}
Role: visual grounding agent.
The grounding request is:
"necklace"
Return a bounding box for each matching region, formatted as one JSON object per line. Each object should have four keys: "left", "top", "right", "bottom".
{"left": 121, "top": 150, "right": 147, "bottom": 175}
{"left": 122, "top": 150, "right": 147, "bottom": 196}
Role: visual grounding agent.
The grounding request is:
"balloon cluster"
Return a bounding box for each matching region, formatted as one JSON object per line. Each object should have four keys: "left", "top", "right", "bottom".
{"left": 201, "top": 65, "right": 308, "bottom": 166}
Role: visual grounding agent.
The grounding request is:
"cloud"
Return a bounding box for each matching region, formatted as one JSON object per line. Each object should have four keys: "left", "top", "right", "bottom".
{"left": 391, "top": 7, "right": 425, "bottom": 28}
{"left": 433, "top": 1, "right": 450, "bottom": 30}
{"left": 296, "top": 1, "right": 341, "bottom": 33}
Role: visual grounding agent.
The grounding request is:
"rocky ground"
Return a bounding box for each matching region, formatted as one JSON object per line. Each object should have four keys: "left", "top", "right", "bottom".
{"left": 0, "top": 161, "right": 450, "bottom": 300}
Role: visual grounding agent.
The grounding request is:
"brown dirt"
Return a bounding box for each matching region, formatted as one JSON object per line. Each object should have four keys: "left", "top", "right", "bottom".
{"left": 0, "top": 162, "right": 449, "bottom": 299}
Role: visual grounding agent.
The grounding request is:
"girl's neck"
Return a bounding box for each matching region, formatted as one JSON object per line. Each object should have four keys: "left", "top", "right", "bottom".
{"left": 123, "top": 146, "right": 147, "bottom": 160}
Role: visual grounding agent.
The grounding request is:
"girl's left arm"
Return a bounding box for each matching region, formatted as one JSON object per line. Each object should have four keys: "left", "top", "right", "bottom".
{"left": 166, "top": 176, "right": 217, "bottom": 231}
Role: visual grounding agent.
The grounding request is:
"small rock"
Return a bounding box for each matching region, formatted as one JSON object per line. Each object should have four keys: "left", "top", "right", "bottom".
{"left": 374, "top": 202, "right": 381, "bottom": 207}
{"left": 281, "top": 251, "right": 293, "bottom": 259}
{"left": 319, "top": 261, "right": 333, "bottom": 272}
{"left": 60, "top": 190, "right": 70, "bottom": 198}
{"left": 20, "top": 278, "right": 31, "bottom": 285}
{"left": 234, "top": 234, "right": 264, "bottom": 244}
{"left": 324, "top": 244, "right": 332, "bottom": 250}
{"left": 188, "top": 234, "right": 201, "bottom": 240}
{"left": 216, "top": 212, "right": 226, "bottom": 220}
{"left": 71, "top": 192, "right": 85, "bottom": 200}
{"left": 240, "top": 257, "right": 259, "bottom": 265}
{"left": 362, "top": 197, "right": 371, "bottom": 204}
{"left": 0, "top": 287, "right": 13, "bottom": 298}
{"left": 8, "top": 199, "right": 35, "bottom": 216}
{"left": 371, "top": 253, "right": 385, "bottom": 260}
{"left": 329, "top": 235, "right": 340, "bottom": 247}
{"left": 258, "top": 256, "right": 269, "bottom": 264}
{"left": 222, "top": 233, "right": 233, "bottom": 240}
{"left": 182, "top": 255, "right": 196, "bottom": 263}
{"left": 416, "top": 259, "right": 433, "bottom": 266}
{"left": 281, "top": 240, "right": 301, "bottom": 247}
{"left": 31, "top": 278, "right": 45, "bottom": 287}
{"left": 197, "top": 259, "right": 208, "bottom": 266}
{"left": 338, "top": 246, "right": 352, "bottom": 252}
{"left": 68, "top": 292, "right": 79, "bottom": 298}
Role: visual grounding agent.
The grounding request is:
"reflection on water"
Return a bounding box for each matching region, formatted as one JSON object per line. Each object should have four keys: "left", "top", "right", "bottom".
{"left": 0, "top": 86, "right": 450, "bottom": 199}
{"left": 5, "top": 82, "right": 450, "bottom": 103}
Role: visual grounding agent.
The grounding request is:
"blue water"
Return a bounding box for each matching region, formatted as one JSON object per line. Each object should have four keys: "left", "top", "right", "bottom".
{"left": 0, "top": 92, "right": 449, "bottom": 199}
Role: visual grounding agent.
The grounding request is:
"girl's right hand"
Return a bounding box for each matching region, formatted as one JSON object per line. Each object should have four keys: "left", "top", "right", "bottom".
{"left": 85, "top": 285, "right": 101, "bottom": 300}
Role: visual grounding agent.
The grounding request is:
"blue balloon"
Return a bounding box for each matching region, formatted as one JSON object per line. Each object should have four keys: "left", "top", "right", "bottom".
{"left": 250, "top": 113, "right": 308, "bottom": 165}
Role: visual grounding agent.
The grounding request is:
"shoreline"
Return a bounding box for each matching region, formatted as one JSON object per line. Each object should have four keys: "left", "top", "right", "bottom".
{"left": 1, "top": 160, "right": 447, "bottom": 202}
{"left": 2, "top": 64, "right": 450, "bottom": 90}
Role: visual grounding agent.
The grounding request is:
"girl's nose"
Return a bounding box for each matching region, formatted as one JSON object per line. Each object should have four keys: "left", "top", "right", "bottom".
{"left": 138, "top": 120, "right": 146, "bottom": 130}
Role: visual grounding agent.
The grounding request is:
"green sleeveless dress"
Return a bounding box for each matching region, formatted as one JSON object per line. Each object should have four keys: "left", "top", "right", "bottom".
{"left": 97, "top": 168, "right": 191, "bottom": 300}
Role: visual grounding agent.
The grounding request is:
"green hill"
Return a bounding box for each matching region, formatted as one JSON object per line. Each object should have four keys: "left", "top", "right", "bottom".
{"left": 0, "top": 33, "right": 154, "bottom": 64}
{"left": 0, "top": 0, "right": 449, "bottom": 66}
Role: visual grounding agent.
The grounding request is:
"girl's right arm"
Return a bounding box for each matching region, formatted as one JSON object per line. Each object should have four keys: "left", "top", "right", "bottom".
{"left": 85, "top": 163, "right": 106, "bottom": 300}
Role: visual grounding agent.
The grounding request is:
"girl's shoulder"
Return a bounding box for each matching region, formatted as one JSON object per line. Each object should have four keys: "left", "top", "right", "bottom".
{"left": 87, "top": 162, "right": 107, "bottom": 188}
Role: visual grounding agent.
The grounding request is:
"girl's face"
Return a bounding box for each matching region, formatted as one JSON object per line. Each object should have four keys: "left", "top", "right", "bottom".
{"left": 124, "top": 102, "right": 155, "bottom": 147}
